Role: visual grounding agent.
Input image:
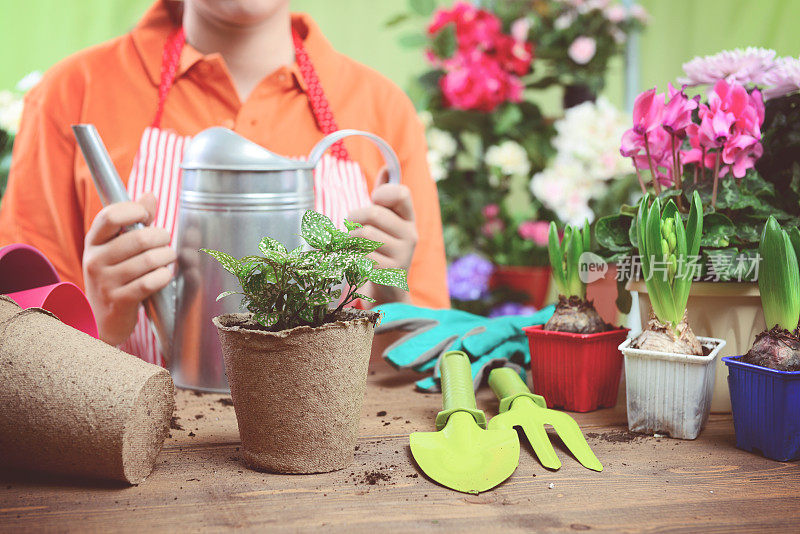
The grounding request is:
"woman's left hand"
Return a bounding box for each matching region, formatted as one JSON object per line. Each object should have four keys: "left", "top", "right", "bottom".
{"left": 347, "top": 170, "right": 417, "bottom": 304}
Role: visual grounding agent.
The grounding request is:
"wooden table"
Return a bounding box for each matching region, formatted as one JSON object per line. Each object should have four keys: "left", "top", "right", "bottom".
{"left": 1, "top": 358, "right": 798, "bottom": 533}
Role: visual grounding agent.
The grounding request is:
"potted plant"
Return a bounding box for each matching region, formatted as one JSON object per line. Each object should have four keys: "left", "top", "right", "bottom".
{"left": 619, "top": 192, "right": 726, "bottom": 439}
{"left": 723, "top": 216, "right": 800, "bottom": 461}
{"left": 524, "top": 220, "right": 629, "bottom": 412}
{"left": 203, "top": 211, "right": 408, "bottom": 473}
{"left": 597, "top": 55, "right": 800, "bottom": 411}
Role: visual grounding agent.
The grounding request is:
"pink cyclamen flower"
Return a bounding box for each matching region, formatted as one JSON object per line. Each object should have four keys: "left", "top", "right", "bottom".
{"left": 517, "top": 220, "right": 550, "bottom": 246}
{"left": 661, "top": 83, "right": 699, "bottom": 138}
{"left": 482, "top": 203, "right": 500, "bottom": 219}
{"left": 568, "top": 36, "right": 597, "bottom": 65}
{"left": 620, "top": 88, "right": 666, "bottom": 158}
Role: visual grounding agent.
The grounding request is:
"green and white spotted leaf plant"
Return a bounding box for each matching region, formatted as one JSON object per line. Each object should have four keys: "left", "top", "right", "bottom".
{"left": 543, "top": 220, "right": 609, "bottom": 334}
{"left": 202, "top": 210, "right": 408, "bottom": 331}
{"left": 633, "top": 190, "right": 705, "bottom": 355}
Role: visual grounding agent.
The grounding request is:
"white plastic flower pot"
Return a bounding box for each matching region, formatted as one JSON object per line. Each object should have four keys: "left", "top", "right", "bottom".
{"left": 619, "top": 336, "right": 726, "bottom": 440}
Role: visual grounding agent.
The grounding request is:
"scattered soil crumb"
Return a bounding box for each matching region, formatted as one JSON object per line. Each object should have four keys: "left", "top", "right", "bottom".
{"left": 383, "top": 422, "right": 390, "bottom": 426}
{"left": 170, "top": 416, "right": 184, "bottom": 431}
{"left": 360, "top": 470, "right": 392, "bottom": 485}
{"left": 376, "top": 411, "right": 387, "bottom": 417}
{"left": 406, "top": 474, "right": 419, "bottom": 478}
{"left": 585, "top": 430, "right": 646, "bottom": 443}
{"left": 392, "top": 416, "right": 402, "bottom": 420}
{"left": 354, "top": 446, "right": 360, "bottom": 451}
{"left": 191, "top": 391, "right": 204, "bottom": 397}
{"left": 195, "top": 414, "right": 204, "bottom": 420}
{"left": 405, "top": 420, "right": 411, "bottom": 424}
{"left": 188, "top": 432, "right": 196, "bottom": 437}
{"left": 218, "top": 398, "right": 234, "bottom": 407}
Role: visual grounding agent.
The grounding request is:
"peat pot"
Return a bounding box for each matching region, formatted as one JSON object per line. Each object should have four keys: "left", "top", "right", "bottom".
{"left": 723, "top": 356, "right": 800, "bottom": 462}
{"left": 628, "top": 280, "right": 764, "bottom": 412}
{"left": 524, "top": 325, "right": 629, "bottom": 412}
{"left": 620, "top": 336, "right": 726, "bottom": 440}
{"left": 213, "top": 309, "right": 379, "bottom": 473}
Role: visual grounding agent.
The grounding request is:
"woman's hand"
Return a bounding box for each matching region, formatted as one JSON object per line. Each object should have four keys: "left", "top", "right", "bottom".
{"left": 347, "top": 170, "right": 418, "bottom": 305}
{"left": 83, "top": 193, "right": 176, "bottom": 346}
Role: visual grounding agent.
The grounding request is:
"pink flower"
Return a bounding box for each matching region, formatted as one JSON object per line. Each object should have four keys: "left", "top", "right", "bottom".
{"left": 518, "top": 221, "right": 550, "bottom": 246}
{"left": 482, "top": 203, "right": 500, "bottom": 219}
{"left": 440, "top": 51, "right": 523, "bottom": 112}
{"left": 494, "top": 34, "right": 534, "bottom": 76}
{"left": 662, "top": 83, "right": 699, "bottom": 138}
{"left": 620, "top": 88, "right": 666, "bottom": 158}
{"left": 510, "top": 17, "right": 531, "bottom": 42}
{"left": 481, "top": 219, "right": 505, "bottom": 237}
{"left": 428, "top": 1, "right": 502, "bottom": 53}
{"left": 604, "top": 4, "right": 627, "bottom": 23}
{"left": 568, "top": 36, "right": 597, "bottom": 65}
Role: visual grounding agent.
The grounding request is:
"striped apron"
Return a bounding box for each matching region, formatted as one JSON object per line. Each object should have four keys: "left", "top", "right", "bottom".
{"left": 119, "top": 27, "right": 371, "bottom": 366}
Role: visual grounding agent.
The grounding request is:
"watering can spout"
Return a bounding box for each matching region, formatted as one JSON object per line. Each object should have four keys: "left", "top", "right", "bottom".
{"left": 72, "top": 124, "right": 176, "bottom": 363}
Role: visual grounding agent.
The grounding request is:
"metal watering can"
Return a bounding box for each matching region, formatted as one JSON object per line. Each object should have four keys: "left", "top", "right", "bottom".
{"left": 73, "top": 125, "right": 401, "bottom": 392}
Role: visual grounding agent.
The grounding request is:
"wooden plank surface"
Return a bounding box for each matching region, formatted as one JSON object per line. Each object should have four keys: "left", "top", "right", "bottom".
{"left": 1, "top": 357, "right": 798, "bottom": 533}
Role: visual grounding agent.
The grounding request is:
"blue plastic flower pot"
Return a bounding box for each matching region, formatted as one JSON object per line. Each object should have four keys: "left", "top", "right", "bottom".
{"left": 723, "top": 356, "right": 800, "bottom": 462}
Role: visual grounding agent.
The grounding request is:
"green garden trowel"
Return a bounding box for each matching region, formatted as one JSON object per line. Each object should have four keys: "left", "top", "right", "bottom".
{"left": 487, "top": 368, "right": 603, "bottom": 472}
{"left": 410, "top": 351, "right": 519, "bottom": 494}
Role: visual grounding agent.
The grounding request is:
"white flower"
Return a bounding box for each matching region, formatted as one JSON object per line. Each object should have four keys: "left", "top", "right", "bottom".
{"left": 554, "top": 12, "right": 576, "bottom": 30}
{"left": 679, "top": 47, "right": 778, "bottom": 87}
{"left": 426, "top": 128, "right": 457, "bottom": 159}
{"left": 511, "top": 17, "right": 531, "bottom": 42}
{"left": 485, "top": 140, "right": 530, "bottom": 176}
{"left": 761, "top": 56, "right": 800, "bottom": 100}
{"left": 16, "top": 71, "right": 42, "bottom": 92}
{"left": 568, "top": 36, "right": 597, "bottom": 65}
{"left": 603, "top": 4, "right": 627, "bottom": 23}
{"left": 427, "top": 150, "right": 447, "bottom": 182}
{"left": 0, "top": 91, "right": 24, "bottom": 134}
{"left": 530, "top": 97, "right": 632, "bottom": 223}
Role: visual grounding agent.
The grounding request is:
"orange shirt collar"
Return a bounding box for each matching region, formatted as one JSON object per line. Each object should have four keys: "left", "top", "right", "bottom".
{"left": 131, "top": 1, "right": 337, "bottom": 94}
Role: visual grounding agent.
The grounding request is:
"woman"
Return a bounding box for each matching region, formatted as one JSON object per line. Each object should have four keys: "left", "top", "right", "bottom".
{"left": 0, "top": 0, "right": 448, "bottom": 365}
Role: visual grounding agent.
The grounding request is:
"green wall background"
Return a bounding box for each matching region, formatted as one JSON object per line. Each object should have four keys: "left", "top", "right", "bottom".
{"left": 1, "top": 0, "right": 798, "bottom": 105}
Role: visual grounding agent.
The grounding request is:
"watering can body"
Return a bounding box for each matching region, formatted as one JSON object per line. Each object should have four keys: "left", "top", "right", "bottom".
{"left": 172, "top": 128, "right": 400, "bottom": 392}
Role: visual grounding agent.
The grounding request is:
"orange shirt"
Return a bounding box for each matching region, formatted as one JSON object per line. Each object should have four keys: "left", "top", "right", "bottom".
{"left": 0, "top": 1, "right": 449, "bottom": 308}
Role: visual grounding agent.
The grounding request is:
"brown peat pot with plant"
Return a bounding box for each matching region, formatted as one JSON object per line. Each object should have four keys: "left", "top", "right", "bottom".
{"left": 203, "top": 211, "right": 408, "bottom": 473}
{"left": 525, "top": 220, "right": 628, "bottom": 413}
{"left": 723, "top": 216, "right": 800, "bottom": 461}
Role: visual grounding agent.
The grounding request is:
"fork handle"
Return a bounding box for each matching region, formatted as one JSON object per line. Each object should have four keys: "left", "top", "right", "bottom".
{"left": 488, "top": 368, "right": 547, "bottom": 413}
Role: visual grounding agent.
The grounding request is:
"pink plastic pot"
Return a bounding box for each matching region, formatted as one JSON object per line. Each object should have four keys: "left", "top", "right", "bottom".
{"left": 524, "top": 325, "right": 629, "bottom": 412}
{"left": 0, "top": 244, "right": 99, "bottom": 338}
{"left": 0, "top": 244, "right": 60, "bottom": 294}
{"left": 6, "top": 283, "right": 99, "bottom": 338}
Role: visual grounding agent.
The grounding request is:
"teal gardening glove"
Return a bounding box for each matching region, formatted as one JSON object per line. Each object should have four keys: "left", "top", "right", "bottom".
{"left": 375, "top": 303, "right": 554, "bottom": 392}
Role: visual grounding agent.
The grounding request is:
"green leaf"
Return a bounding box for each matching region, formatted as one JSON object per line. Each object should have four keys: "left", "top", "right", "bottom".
{"left": 215, "top": 291, "right": 237, "bottom": 302}
{"left": 353, "top": 293, "right": 377, "bottom": 303}
{"left": 548, "top": 222, "right": 567, "bottom": 295}
{"left": 384, "top": 12, "right": 410, "bottom": 28}
{"left": 595, "top": 215, "right": 632, "bottom": 252}
{"left": 368, "top": 268, "right": 409, "bottom": 291}
{"left": 758, "top": 216, "right": 800, "bottom": 330}
{"left": 398, "top": 32, "right": 428, "bottom": 49}
{"left": 408, "top": 0, "right": 435, "bottom": 16}
{"left": 343, "top": 220, "right": 363, "bottom": 232}
{"left": 700, "top": 213, "right": 735, "bottom": 248}
{"left": 201, "top": 249, "right": 240, "bottom": 276}
{"left": 258, "top": 236, "right": 287, "bottom": 257}
{"left": 430, "top": 23, "right": 456, "bottom": 59}
{"left": 493, "top": 105, "right": 523, "bottom": 135}
{"left": 301, "top": 210, "right": 336, "bottom": 250}
{"left": 788, "top": 227, "right": 800, "bottom": 265}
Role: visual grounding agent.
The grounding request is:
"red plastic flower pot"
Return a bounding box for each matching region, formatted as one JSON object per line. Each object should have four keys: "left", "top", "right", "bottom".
{"left": 490, "top": 265, "right": 552, "bottom": 310}
{"left": 524, "top": 325, "right": 629, "bottom": 412}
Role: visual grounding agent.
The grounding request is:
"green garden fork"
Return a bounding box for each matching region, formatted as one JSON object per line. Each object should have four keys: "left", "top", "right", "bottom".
{"left": 487, "top": 367, "right": 603, "bottom": 472}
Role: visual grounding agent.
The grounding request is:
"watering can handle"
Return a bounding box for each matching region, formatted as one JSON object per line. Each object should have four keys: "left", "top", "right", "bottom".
{"left": 307, "top": 129, "right": 401, "bottom": 186}
{"left": 434, "top": 351, "right": 487, "bottom": 430}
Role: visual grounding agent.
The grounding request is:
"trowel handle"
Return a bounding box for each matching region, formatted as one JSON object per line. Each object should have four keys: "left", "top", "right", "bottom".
{"left": 434, "top": 351, "right": 486, "bottom": 430}
{"left": 488, "top": 367, "right": 547, "bottom": 413}
{"left": 307, "top": 129, "right": 401, "bottom": 186}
